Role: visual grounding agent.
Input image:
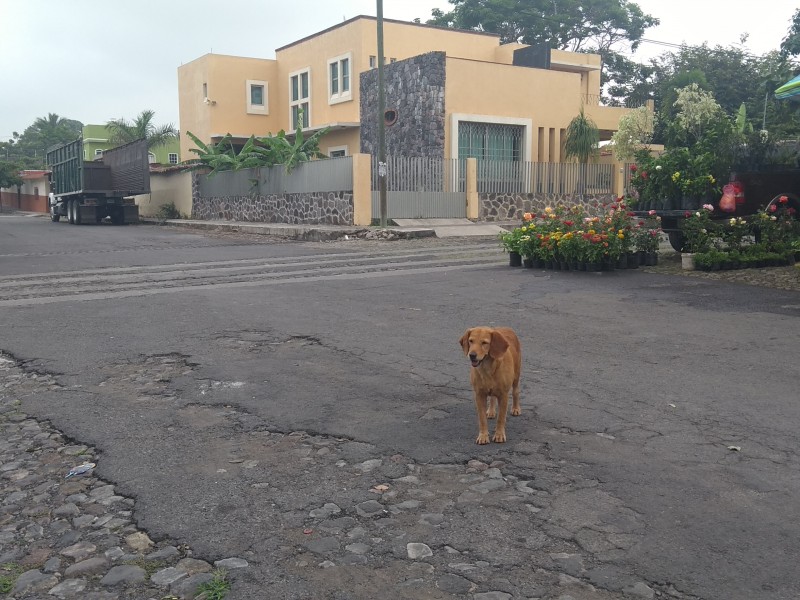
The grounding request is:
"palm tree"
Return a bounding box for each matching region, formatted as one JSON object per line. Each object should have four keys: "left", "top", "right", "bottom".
{"left": 33, "top": 113, "right": 68, "bottom": 138}
{"left": 564, "top": 106, "right": 600, "bottom": 194}
{"left": 106, "top": 110, "right": 178, "bottom": 149}
{"left": 564, "top": 106, "right": 599, "bottom": 164}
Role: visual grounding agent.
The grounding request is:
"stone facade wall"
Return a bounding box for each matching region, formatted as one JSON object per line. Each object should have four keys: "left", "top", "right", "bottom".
{"left": 192, "top": 192, "right": 354, "bottom": 225}
{"left": 480, "top": 193, "right": 618, "bottom": 221}
{"left": 360, "top": 52, "right": 446, "bottom": 159}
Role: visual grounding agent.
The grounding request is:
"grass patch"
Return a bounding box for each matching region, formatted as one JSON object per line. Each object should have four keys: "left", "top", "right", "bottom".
{"left": 0, "top": 563, "right": 23, "bottom": 594}
{"left": 123, "top": 557, "right": 166, "bottom": 577}
{"left": 194, "top": 569, "right": 230, "bottom": 600}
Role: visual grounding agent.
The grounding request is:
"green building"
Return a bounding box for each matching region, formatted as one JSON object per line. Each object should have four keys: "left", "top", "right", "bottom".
{"left": 81, "top": 124, "right": 181, "bottom": 165}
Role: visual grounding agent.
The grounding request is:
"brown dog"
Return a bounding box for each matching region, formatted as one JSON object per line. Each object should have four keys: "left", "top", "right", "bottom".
{"left": 459, "top": 326, "right": 522, "bottom": 444}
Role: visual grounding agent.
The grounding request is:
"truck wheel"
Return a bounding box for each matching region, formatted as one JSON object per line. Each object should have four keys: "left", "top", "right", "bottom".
{"left": 73, "top": 202, "right": 82, "bottom": 225}
{"left": 668, "top": 231, "right": 685, "bottom": 252}
{"left": 67, "top": 200, "right": 75, "bottom": 224}
{"left": 110, "top": 206, "right": 125, "bottom": 225}
{"left": 50, "top": 205, "right": 60, "bottom": 222}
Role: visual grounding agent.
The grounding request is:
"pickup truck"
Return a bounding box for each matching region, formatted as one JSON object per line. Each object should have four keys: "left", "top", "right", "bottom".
{"left": 47, "top": 137, "right": 148, "bottom": 225}
{"left": 635, "top": 169, "right": 800, "bottom": 251}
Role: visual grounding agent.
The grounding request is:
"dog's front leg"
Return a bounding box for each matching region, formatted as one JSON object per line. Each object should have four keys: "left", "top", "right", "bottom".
{"left": 486, "top": 396, "right": 497, "bottom": 420}
{"left": 492, "top": 392, "right": 510, "bottom": 443}
{"left": 474, "top": 392, "right": 490, "bottom": 445}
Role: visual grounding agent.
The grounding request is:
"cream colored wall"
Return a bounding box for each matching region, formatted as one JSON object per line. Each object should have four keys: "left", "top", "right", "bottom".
{"left": 134, "top": 171, "right": 193, "bottom": 218}
{"left": 445, "top": 57, "right": 584, "bottom": 162}
{"left": 178, "top": 54, "right": 279, "bottom": 157}
{"left": 274, "top": 18, "right": 503, "bottom": 132}
{"left": 320, "top": 128, "right": 360, "bottom": 156}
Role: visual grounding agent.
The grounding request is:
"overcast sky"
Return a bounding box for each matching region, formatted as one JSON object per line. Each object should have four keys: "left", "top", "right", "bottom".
{"left": 1, "top": 0, "right": 797, "bottom": 141}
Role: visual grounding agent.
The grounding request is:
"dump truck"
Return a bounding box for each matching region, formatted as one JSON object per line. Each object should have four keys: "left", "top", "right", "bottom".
{"left": 634, "top": 169, "right": 800, "bottom": 251}
{"left": 46, "top": 137, "right": 148, "bottom": 225}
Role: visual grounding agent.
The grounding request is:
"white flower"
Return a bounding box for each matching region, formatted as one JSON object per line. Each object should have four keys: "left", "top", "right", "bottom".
{"left": 655, "top": 165, "right": 662, "bottom": 170}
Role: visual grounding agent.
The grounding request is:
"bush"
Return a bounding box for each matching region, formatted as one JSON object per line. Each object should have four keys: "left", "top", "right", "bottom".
{"left": 156, "top": 202, "right": 181, "bottom": 220}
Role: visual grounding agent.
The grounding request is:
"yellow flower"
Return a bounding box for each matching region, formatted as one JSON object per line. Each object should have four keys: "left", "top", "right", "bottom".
{"left": 617, "top": 233, "right": 625, "bottom": 239}
{"left": 544, "top": 206, "right": 553, "bottom": 214}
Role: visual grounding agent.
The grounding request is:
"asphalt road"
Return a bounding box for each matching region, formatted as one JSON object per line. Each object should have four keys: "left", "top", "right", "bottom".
{"left": 2, "top": 214, "right": 799, "bottom": 600}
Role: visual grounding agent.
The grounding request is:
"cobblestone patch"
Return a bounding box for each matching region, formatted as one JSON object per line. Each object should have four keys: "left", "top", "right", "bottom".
{"left": 0, "top": 355, "right": 247, "bottom": 600}
{"left": 0, "top": 352, "right": 698, "bottom": 599}
{"left": 642, "top": 252, "right": 800, "bottom": 292}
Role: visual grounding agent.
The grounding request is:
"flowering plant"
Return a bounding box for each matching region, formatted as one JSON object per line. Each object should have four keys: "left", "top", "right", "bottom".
{"left": 680, "top": 204, "right": 716, "bottom": 253}
{"left": 756, "top": 196, "right": 799, "bottom": 252}
{"left": 633, "top": 211, "right": 662, "bottom": 253}
{"left": 721, "top": 216, "right": 749, "bottom": 252}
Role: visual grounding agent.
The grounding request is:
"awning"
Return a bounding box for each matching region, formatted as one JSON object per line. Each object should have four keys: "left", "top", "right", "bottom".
{"left": 775, "top": 74, "right": 800, "bottom": 101}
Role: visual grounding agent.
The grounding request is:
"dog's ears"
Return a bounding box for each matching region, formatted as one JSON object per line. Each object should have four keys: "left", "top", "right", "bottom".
{"left": 459, "top": 329, "right": 471, "bottom": 354}
{"left": 489, "top": 330, "right": 509, "bottom": 359}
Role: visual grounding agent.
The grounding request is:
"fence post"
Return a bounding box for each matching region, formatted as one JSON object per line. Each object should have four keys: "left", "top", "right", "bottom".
{"left": 352, "top": 153, "right": 372, "bottom": 226}
{"left": 613, "top": 161, "right": 626, "bottom": 198}
{"left": 466, "top": 157, "right": 479, "bottom": 220}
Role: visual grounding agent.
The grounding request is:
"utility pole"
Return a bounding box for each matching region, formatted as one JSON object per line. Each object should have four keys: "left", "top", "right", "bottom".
{"left": 377, "top": 0, "right": 388, "bottom": 227}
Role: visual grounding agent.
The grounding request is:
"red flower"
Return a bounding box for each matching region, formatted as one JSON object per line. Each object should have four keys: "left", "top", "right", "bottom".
{"left": 779, "top": 196, "right": 788, "bottom": 204}
{"left": 641, "top": 171, "right": 648, "bottom": 180}
{"left": 769, "top": 204, "right": 778, "bottom": 212}
{"left": 630, "top": 164, "right": 638, "bottom": 172}
{"left": 564, "top": 220, "right": 574, "bottom": 226}
{"left": 788, "top": 207, "right": 797, "bottom": 215}
{"left": 684, "top": 211, "right": 692, "bottom": 217}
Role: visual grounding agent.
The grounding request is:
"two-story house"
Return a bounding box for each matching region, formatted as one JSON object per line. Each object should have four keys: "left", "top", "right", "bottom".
{"left": 178, "top": 15, "right": 645, "bottom": 166}
{"left": 82, "top": 124, "right": 181, "bottom": 165}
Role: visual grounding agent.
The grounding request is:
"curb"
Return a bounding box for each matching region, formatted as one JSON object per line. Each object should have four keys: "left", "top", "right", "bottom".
{"left": 140, "top": 218, "right": 437, "bottom": 241}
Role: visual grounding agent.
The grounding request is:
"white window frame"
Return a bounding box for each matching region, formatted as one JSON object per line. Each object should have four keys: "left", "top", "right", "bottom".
{"left": 148, "top": 152, "right": 157, "bottom": 164}
{"left": 246, "top": 80, "right": 269, "bottom": 115}
{"left": 94, "top": 149, "right": 104, "bottom": 157}
{"left": 327, "top": 53, "right": 352, "bottom": 105}
{"left": 450, "top": 113, "right": 533, "bottom": 192}
{"left": 327, "top": 145, "right": 348, "bottom": 158}
{"left": 289, "top": 67, "right": 311, "bottom": 129}
{"left": 450, "top": 114, "right": 532, "bottom": 163}
{"left": 168, "top": 153, "right": 178, "bottom": 164}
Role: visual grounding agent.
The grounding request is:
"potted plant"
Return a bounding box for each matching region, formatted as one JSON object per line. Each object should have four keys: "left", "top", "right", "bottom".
{"left": 680, "top": 204, "right": 716, "bottom": 269}
{"left": 499, "top": 229, "right": 523, "bottom": 266}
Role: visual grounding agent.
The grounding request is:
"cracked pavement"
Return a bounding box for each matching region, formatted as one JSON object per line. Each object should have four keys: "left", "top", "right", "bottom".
{"left": 1, "top": 216, "right": 799, "bottom": 599}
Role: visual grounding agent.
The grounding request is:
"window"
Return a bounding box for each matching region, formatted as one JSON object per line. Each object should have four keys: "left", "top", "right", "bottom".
{"left": 457, "top": 121, "right": 524, "bottom": 161}
{"left": 203, "top": 82, "right": 208, "bottom": 98}
{"left": 328, "top": 145, "right": 347, "bottom": 158}
{"left": 168, "top": 153, "right": 178, "bottom": 165}
{"left": 289, "top": 68, "right": 310, "bottom": 128}
{"left": 94, "top": 149, "right": 104, "bottom": 157}
{"left": 246, "top": 80, "right": 268, "bottom": 115}
{"left": 148, "top": 153, "right": 156, "bottom": 164}
{"left": 369, "top": 55, "right": 376, "bottom": 68}
{"left": 327, "top": 53, "right": 352, "bottom": 104}
{"left": 453, "top": 115, "right": 532, "bottom": 193}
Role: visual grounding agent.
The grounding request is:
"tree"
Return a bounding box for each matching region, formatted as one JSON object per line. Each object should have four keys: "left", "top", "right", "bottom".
{"left": 780, "top": 8, "right": 800, "bottom": 58}
{"left": 187, "top": 112, "right": 330, "bottom": 175}
{"left": 564, "top": 107, "right": 599, "bottom": 163}
{"left": 0, "top": 161, "right": 23, "bottom": 189}
{"left": 0, "top": 114, "right": 82, "bottom": 168}
{"left": 106, "top": 110, "right": 178, "bottom": 149}
{"left": 428, "top": 0, "right": 658, "bottom": 53}
{"left": 611, "top": 106, "right": 656, "bottom": 161}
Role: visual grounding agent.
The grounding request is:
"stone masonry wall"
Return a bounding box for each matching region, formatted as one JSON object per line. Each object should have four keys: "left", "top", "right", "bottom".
{"left": 480, "top": 192, "right": 619, "bottom": 221}
{"left": 192, "top": 192, "right": 354, "bottom": 225}
{"left": 360, "top": 52, "right": 446, "bottom": 158}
